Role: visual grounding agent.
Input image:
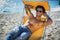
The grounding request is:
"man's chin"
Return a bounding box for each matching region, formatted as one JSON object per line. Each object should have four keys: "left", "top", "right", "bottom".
{"left": 37, "top": 15, "right": 41, "bottom": 17}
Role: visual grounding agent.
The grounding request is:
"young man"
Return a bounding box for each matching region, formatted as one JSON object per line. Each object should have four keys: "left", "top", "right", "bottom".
{"left": 6, "top": 5, "right": 53, "bottom": 40}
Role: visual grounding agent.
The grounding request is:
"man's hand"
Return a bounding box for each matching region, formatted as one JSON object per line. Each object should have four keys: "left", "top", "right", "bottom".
{"left": 25, "top": 4, "right": 34, "bottom": 9}
{"left": 43, "top": 14, "right": 53, "bottom": 27}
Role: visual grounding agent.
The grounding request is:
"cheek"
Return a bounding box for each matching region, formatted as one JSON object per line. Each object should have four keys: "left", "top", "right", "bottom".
{"left": 38, "top": 13, "right": 40, "bottom": 15}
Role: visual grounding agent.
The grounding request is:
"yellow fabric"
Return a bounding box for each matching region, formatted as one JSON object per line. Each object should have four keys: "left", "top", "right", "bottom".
{"left": 22, "top": 2, "right": 49, "bottom": 40}
{"left": 29, "top": 27, "right": 44, "bottom": 40}
{"left": 23, "top": 2, "right": 50, "bottom": 10}
{"left": 22, "top": 16, "right": 28, "bottom": 25}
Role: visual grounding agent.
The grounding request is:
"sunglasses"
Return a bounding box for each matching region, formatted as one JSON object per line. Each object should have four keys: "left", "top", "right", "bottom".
{"left": 36, "top": 10, "right": 43, "bottom": 13}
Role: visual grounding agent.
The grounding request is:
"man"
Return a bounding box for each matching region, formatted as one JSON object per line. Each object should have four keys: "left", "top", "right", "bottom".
{"left": 6, "top": 5, "right": 53, "bottom": 40}
{"left": 25, "top": 5, "right": 53, "bottom": 33}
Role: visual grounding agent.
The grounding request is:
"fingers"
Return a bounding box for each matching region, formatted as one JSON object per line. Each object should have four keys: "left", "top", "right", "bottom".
{"left": 25, "top": 4, "right": 34, "bottom": 8}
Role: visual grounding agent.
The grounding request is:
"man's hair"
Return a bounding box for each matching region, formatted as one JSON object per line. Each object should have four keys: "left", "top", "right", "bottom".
{"left": 35, "top": 5, "right": 45, "bottom": 13}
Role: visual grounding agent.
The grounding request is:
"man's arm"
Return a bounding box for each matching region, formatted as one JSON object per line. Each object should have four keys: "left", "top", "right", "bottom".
{"left": 43, "top": 15, "right": 53, "bottom": 27}
{"left": 25, "top": 5, "right": 34, "bottom": 18}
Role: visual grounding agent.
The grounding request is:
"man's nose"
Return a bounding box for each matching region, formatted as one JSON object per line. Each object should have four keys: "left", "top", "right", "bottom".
{"left": 37, "top": 12, "right": 40, "bottom": 13}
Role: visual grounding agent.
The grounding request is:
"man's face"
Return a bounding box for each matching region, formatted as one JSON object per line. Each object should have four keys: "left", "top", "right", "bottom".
{"left": 36, "top": 8, "right": 43, "bottom": 16}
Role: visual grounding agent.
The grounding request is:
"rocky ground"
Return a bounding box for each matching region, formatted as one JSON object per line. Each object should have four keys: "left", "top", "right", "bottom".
{"left": 44, "top": 11, "right": 60, "bottom": 40}
{"left": 0, "top": 11, "right": 60, "bottom": 40}
{"left": 0, "top": 14, "right": 24, "bottom": 40}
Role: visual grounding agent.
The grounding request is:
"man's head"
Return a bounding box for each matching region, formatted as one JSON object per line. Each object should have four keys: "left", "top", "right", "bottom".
{"left": 35, "top": 5, "right": 45, "bottom": 16}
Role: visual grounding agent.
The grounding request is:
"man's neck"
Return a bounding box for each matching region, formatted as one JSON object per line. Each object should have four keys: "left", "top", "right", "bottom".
{"left": 36, "top": 15, "right": 41, "bottom": 21}
{"left": 36, "top": 15, "right": 41, "bottom": 18}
